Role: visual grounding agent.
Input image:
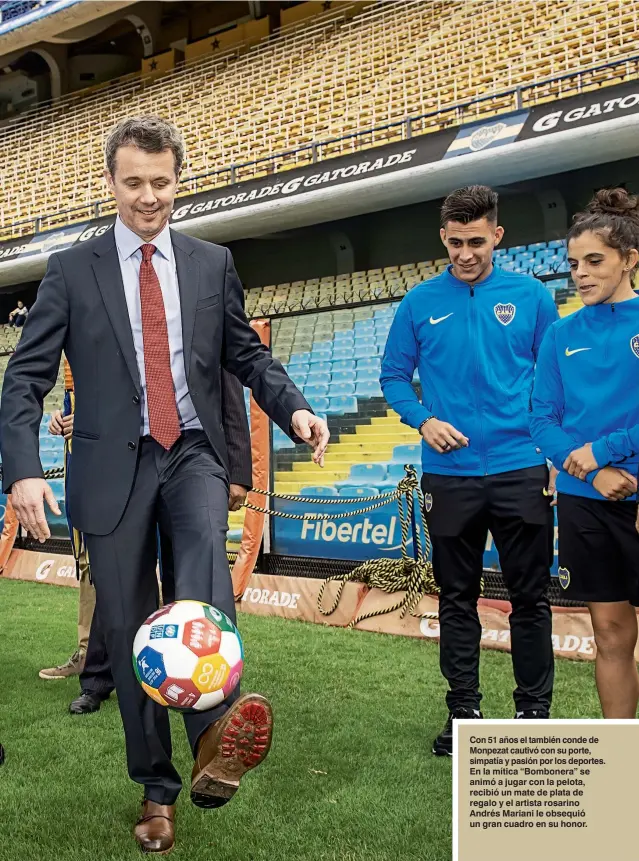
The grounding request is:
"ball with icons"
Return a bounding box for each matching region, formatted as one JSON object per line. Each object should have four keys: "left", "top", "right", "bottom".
{"left": 132, "top": 600, "right": 244, "bottom": 711}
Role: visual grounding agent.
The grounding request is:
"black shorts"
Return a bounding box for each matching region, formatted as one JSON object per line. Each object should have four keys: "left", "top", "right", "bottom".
{"left": 557, "top": 493, "right": 639, "bottom": 605}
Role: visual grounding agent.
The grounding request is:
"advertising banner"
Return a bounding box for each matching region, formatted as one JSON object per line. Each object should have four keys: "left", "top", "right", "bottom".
{"left": 518, "top": 79, "right": 639, "bottom": 139}
{"left": 272, "top": 497, "right": 561, "bottom": 575}
{"left": 238, "top": 572, "right": 367, "bottom": 627}
{"left": 1, "top": 548, "right": 79, "bottom": 587}
{"left": 0, "top": 129, "right": 457, "bottom": 262}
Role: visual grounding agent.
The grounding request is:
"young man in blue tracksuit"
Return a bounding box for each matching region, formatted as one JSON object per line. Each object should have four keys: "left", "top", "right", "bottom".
{"left": 380, "top": 186, "right": 557, "bottom": 754}
{"left": 531, "top": 187, "right": 639, "bottom": 719}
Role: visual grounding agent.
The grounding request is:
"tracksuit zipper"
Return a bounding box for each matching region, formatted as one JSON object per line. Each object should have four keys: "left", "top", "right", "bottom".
{"left": 469, "top": 285, "right": 488, "bottom": 475}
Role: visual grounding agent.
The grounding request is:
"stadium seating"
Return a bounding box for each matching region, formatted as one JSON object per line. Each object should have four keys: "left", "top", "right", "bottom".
{"left": 2, "top": 0, "right": 638, "bottom": 236}
{"left": 248, "top": 240, "right": 569, "bottom": 318}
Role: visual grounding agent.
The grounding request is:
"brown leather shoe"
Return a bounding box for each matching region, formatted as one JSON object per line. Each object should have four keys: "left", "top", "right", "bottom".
{"left": 133, "top": 800, "right": 175, "bottom": 855}
{"left": 191, "top": 693, "right": 273, "bottom": 808}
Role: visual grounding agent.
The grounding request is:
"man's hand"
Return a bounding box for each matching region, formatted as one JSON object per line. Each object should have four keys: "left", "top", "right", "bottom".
{"left": 49, "top": 410, "right": 73, "bottom": 441}
{"left": 229, "top": 484, "right": 248, "bottom": 512}
{"left": 544, "top": 465, "right": 559, "bottom": 506}
{"left": 420, "top": 418, "right": 469, "bottom": 454}
{"left": 564, "top": 443, "right": 598, "bottom": 480}
{"left": 592, "top": 467, "right": 637, "bottom": 501}
{"left": 10, "top": 477, "right": 61, "bottom": 543}
{"left": 291, "top": 410, "right": 330, "bottom": 467}
{"left": 48, "top": 409, "right": 64, "bottom": 436}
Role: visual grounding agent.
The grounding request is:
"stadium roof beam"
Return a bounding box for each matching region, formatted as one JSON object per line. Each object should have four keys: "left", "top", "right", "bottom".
{"left": 0, "top": 1, "right": 137, "bottom": 61}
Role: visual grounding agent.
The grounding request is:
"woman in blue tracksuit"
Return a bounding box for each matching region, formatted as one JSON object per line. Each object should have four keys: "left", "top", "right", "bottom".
{"left": 530, "top": 187, "right": 639, "bottom": 718}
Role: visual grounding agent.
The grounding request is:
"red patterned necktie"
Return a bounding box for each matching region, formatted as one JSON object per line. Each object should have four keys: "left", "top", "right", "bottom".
{"left": 139, "top": 243, "right": 181, "bottom": 450}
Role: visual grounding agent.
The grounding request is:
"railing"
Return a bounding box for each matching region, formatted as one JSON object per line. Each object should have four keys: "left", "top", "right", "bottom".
{"left": 1, "top": 51, "right": 638, "bottom": 244}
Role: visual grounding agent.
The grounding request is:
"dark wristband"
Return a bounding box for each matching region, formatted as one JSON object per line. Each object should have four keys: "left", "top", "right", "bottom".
{"left": 418, "top": 416, "right": 435, "bottom": 433}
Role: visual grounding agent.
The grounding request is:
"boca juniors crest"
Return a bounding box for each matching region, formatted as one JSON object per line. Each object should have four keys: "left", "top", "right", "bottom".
{"left": 424, "top": 493, "right": 433, "bottom": 513}
{"left": 494, "top": 303, "right": 516, "bottom": 325}
{"left": 558, "top": 567, "right": 571, "bottom": 590}
{"left": 631, "top": 334, "right": 639, "bottom": 359}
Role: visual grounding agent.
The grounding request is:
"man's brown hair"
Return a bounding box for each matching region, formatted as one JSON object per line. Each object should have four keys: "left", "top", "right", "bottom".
{"left": 440, "top": 185, "right": 498, "bottom": 227}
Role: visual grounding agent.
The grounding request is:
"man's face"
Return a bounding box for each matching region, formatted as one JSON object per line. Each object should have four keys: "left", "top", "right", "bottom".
{"left": 105, "top": 144, "right": 179, "bottom": 241}
{"left": 440, "top": 217, "right": 504, "bottom": 284}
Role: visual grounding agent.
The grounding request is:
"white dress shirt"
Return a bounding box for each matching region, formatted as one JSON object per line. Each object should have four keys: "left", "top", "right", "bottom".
{"left": 114, "top": 216, "right": 201, "bottom": 436}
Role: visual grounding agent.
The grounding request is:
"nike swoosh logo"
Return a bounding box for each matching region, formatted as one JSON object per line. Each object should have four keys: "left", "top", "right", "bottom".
{"left": 430, "top": 313, "right": 454, "bottom": 325}
{"left": 565, "top": 347, "right": 592, "bottom": 357}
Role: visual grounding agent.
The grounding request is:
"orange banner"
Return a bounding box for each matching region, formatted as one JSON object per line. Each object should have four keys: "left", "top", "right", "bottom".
{"left": 231, "top": 319, "right": 270, "bottom": 600}
{"left": 0, "top": 497, "right": 19, "bottom": 573}
{"left": 1, "top": 548, "right": 78, "bottom": 587}
{"left": 237, "top": 573, "right": 367, "bottom": 627}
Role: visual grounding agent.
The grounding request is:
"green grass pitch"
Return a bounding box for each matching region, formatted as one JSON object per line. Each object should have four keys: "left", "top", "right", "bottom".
{"left": 0, "top": 579, "right": 601, "bottom": 861}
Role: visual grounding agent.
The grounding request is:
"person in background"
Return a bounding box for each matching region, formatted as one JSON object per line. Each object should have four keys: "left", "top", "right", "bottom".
{"left": 380, "top": 185, "right": 557, "bottom": 757}
{"left": 530, "top": 187, "right": 639, "bottom": 718}
{"left": 8, "top": 300, "right": 28, "bottom": 327}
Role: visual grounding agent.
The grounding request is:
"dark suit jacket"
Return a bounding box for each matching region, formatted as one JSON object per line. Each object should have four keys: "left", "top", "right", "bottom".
{"left": 220, "top": 368, "right": 252, "bottom": 489}
{"left": 0, "top": 228, "right": 309, "bottom": 535}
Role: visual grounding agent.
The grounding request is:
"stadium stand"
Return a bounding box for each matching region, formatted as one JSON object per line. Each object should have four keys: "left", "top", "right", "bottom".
{"left": 247, "top": 239, "right": 571, "bottom": 319}
{"left": 1, "top": 0, "right": 638, "bottom": 237}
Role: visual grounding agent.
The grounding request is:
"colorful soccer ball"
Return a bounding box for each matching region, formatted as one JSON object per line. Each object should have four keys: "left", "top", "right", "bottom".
{"left": 132, "top": 600, "right": 243, "bottom": 711}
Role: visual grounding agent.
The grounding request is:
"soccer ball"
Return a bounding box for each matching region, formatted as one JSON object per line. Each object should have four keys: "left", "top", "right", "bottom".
{"left": 132, "top": 600, "right": 244, "bottom": 711}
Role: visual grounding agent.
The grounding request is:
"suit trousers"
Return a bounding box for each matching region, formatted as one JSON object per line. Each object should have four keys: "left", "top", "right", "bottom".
{"left": 85, "top": 430, "right": 238, "bottom": 805}
{"left": 421, "top": 466, "right": 554, "bottom": 714}
{"left": 80, "top": 531, "right": 175, "bottom": 699}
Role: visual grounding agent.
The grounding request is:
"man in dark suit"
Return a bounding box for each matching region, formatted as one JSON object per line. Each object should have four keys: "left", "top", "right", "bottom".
{"left": 69, "top": 367, "right": 253, "bottom": 715}
{"left": 0, "top": 115, "right": 329, "bottom": 854}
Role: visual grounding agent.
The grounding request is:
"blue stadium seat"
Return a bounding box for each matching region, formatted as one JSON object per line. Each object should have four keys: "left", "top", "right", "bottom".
{"left": 273, "top": 428, "right": 294, "bottom": 451}
{"left": 391, "top": 444, "right": 421, "bottom": 464}
{"left": 288, "top": 352, "right": 311, "bottom": 365}
{"left": 304, "top": 384, "right": 329, "bottom": 398}
{"left": 357, "top": 358, "right": 381, "bottom": 370}
{"left": 387, "top": 462, "right": 413, "bottom": 480}
{"left": 338, "top": 485, "right": 379, "bottom": 498}
{"left": 328, "top": 382, "right": 356, "bottom": 397}
{"left": 48, "top": 478, "right": 66, "bottom": 500}
{"left": 509, "top": 245, "right": 526, "bottom": 254}
{"left": 288, "top": 371, "right": 308, "bottom": 386}
{"left": 331, "top": 369, "right": 356, "bottom": 383}
{"left": 353, "top": 346, "right": 379, "bottom": 360}
{"left": 527, "top": 242, "right": 546, "bottom": 252}
{"left": 310, "top": 350, "right": 332, "bottom": 363}
{"left": 300, "top": 486, "right": 339, "bottom": 497}
{"left": 284, "top": 362, "right": 309, "bottom": 376}
{"left": 326, "top": 396, "right": 358, "bottom": 415}
{"left": 333, "top": 331, "right": 355, "bottom": 342}
{"left": 332, "top": 348, "right": 355, "bottom": 360}
{"left": 356, "top": 368, "right": 380, "bottom": 382}
{"left": 353, "top": 335, "right": 377, "bottom": 347}
{"left": 547, "top": 239, "right": 565, "bottom": 249}
{"left": 355, "top": 381, "right": 383, "bottom": 398}
{"left": 332, "top": 359, "right": 356, "bottom": 372}
{"left": 308, "top": 361, "right": 332, "bottom": 374}
{"left": 305, "top": 371, "right": 330, "bottom": 386}
{"left": 307, "top": 397, "right": 330, "bottom": 412}
{"left": 349, "top": 463, "right": 387, "bottom": 483}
